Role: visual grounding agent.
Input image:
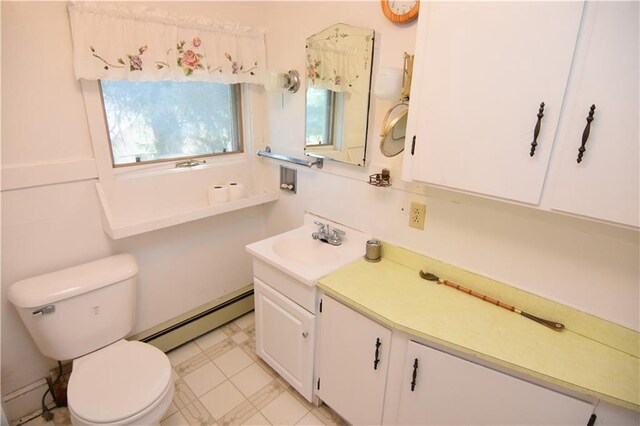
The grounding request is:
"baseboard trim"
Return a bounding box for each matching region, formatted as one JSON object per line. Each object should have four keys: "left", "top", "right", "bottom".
{"left": 2, "top": 379, "right": 50, "bottom": 426}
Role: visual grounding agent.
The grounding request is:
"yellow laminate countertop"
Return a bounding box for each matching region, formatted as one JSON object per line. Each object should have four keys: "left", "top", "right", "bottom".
{"left": 318, "top": 244, "right": 639, "bottom": 412}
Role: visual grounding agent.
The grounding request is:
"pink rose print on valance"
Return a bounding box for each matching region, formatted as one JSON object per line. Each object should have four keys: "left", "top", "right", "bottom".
{"left": 68, "top": 2, "right": 266, "bottom": 84}
{"left": 177, "top": 39, "right": 205, "bottom": 76}
{"left": 305, "top": 23, "right": 373, "bottom": 93}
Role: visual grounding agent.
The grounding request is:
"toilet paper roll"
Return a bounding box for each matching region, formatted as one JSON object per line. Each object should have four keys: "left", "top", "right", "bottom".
{"left": 227, "top": 182, "right": 247, "bottom": 201}
{"left": 208, "top": 185, "right": 230, "bottom": 204}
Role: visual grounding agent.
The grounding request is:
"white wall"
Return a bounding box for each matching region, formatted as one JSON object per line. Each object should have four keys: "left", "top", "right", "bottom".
{"left": 1, "top": 0, "right": 638, "bottom": 420}
{"left": 256, "top": 1, "right": 640, "bottom": 331}
{"left": 0, "top": 1, "right": 271, "bottom": 413}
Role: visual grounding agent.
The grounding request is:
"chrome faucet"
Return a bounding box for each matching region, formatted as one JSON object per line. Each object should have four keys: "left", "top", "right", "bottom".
{"left": 312, "top": 221, "right": 328, "bottom": 241}
{"left": 312, "top": 221, "right": 345, "bottom": 246}
{"left": 327, "top": 228, "right": 346, "bottom": 246}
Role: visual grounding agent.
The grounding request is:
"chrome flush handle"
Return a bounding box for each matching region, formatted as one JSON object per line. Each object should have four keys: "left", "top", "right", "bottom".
{"left": 32, "top": 305, "right": 56, "bottom": 316}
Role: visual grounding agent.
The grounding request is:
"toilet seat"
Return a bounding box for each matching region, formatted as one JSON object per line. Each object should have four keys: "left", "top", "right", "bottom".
{"left": 68, "top": 340, "right": 172, "bottom": 424}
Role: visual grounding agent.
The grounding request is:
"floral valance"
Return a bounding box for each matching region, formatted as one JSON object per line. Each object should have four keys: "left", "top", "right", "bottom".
{"left": 68, "top": 2, "right": 266, "bottom": 84}
{"left": 306, "top": 24, "right": 374, "bottom": 94}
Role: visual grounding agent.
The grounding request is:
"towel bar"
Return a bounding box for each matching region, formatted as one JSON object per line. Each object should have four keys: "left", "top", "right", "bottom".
{"left": 256, "top": 147, "right": 323, "bottom": 169}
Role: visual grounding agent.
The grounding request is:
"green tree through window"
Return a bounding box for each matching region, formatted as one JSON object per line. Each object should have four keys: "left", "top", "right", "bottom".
{"left": 100, "top": 80, "right": 243, "bottom": 166}
{"left": 305, "top": 87, "right": 335, "bottom": 146}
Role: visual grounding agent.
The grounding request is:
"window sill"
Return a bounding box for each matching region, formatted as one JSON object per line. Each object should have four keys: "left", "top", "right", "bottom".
{"left": 95, "top": 182, "right": 278, "bottom": 239}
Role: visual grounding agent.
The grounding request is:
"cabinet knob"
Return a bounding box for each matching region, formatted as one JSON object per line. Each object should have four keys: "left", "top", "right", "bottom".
{"left": 577, "top": 105, "right": 596, "bottom": 163}
{"left": 302, "top": 331, "right": 308, "bottom": 338}
{"left": 529, "top": 102, "right": 545, "bottom": 157}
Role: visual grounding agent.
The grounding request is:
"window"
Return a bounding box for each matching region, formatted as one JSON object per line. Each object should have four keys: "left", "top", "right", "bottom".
{"left": 305, "top": 87, "right": 336, "bottom": 146}
{"left": 100, "top": 80, "right": 243, "bottom": 167}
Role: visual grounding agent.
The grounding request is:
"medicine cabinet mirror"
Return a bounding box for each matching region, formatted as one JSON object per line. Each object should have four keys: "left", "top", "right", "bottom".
{"left": 304, "top": 24, "right": 375, "bottom": 167}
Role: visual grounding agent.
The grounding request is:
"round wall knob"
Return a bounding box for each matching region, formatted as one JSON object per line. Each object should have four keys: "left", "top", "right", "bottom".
{"left": 302, "top": 332, "right": 309, "bottom": 338}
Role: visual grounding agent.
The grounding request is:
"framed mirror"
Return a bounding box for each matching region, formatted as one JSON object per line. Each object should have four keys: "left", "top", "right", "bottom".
{"left": 304, "top": 24, "right": 375, "bottom": 167}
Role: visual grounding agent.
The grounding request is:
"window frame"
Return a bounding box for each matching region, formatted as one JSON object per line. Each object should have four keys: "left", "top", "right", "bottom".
{"left": 323, "top": 89, "right": 337, "bottom": 147}
{"left": 98, "top": 81, "right": 245, "bottom": 169}
{"left": 305, "top": 87, "right": 337, "bottom": 147}
{"left": 80, "top": 79, "right": 254, "bottom": 183}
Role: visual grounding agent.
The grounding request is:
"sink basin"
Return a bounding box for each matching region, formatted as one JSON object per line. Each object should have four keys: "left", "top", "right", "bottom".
{"left": 272, "top": 236, "right": 342, "bottom": 266}
{"left": 246, "top": 214, "right": 371, "bottom": 285}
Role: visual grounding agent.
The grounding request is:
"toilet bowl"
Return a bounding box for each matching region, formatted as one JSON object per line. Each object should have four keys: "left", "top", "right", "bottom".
{"left": 8, "top": 254, "right": 174, "bottom": 425}
{"left": 68, "top": 340, "right": 174, "bottom": 425}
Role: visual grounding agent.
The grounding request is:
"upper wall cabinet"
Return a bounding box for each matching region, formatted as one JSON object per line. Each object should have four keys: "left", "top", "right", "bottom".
{"left": 403, "top": 1, "right": 639, "bottom": 228}
{"left": 546, "top": 2, "right": 639, "bottom": 227}
{"left": 405, "top": 1, "right": 583, "bottom": 204}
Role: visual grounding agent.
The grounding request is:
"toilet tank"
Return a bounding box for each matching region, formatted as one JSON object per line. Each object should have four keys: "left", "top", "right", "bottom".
{"left": 8, "top": 254, "right": 138, "bottom": 361}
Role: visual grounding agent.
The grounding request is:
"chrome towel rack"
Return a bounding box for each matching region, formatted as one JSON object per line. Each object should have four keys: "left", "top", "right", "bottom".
{"left": 256, "top": 146, "right": 323, "bottom": 169}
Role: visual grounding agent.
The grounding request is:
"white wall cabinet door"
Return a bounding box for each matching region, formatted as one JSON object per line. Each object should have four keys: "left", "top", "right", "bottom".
{"left": 396, "top": 341, "right": 594, "bottom": 425}
{"left": 316, "top": 295, "right": 391, "bottom": 425}
{"left": 547, "top": 1, "right": 639, "bottom": 228}
{"left": 254, "top": 278, "right": 315, "bottom": 401}
{"left": 407, "top": 1, "right": 583, "bottom": 204}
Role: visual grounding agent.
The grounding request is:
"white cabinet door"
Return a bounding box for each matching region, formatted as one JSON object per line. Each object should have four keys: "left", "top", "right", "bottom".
{"left": 547, "top": 2, "right": 639, "bottom": 227}
{"left": 316, "top": 295, "right": 391, "bottom": 425}
{"left": 408, "top": 1, "right": 583, "bottom": 204}
{"left": 254, "top": 278, "right": 315, "bottom": 401}
{"left": 396, "top": 341, "right": 594, "bottom": 425}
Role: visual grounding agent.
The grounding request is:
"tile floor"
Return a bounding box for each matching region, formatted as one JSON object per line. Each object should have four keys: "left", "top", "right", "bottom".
{"left": 25, "top": 311, "right": 346, "bottom": 426}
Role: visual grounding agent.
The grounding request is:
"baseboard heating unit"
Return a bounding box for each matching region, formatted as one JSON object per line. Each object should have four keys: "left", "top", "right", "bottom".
{"left": 130, "top": 284, "right": 255, "bottom": 352}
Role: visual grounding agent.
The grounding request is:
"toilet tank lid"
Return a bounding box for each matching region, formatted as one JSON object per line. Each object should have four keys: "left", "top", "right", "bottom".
{"left": 8, "top": 254, "right": 138, "bottom": 308}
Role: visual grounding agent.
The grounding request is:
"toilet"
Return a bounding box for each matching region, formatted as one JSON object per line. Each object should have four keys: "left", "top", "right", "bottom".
{"left": 8, "top": 254, "right": 174, "bottom": 425}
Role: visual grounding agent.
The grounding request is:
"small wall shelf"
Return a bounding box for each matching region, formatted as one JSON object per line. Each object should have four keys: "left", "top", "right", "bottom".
{"left": 96, "top": 183, "right": 278, "bottom": 239}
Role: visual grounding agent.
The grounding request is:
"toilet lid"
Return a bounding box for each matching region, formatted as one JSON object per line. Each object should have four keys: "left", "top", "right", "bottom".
{"left": 68, "top": 340, "right": 172, "bottom": 424}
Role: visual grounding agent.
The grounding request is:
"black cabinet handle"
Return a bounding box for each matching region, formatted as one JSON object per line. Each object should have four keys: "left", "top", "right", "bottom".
{"left": 577, "top": 105, "right": 596, "bottom": 163}
{"left": 530, "top": 102, "right": 545, "bottom": 157}
{"left": 410, "top": 358, "right": 419, "bottom": 391}
{"left": 373, "top": 338, "right": 381, "bottom": 370}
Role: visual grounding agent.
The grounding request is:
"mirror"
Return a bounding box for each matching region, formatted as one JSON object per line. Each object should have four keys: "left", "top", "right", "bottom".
{"left": 304, "top": 24, "right": 375, "bottom": 167}
{"left": 380, "top": 103, "right": 408, "bottom": 157}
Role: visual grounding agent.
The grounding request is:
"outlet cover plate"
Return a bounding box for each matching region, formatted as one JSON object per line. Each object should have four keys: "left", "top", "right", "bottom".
{"left": 409, "top": 201, "right": 426, "bottom": 230}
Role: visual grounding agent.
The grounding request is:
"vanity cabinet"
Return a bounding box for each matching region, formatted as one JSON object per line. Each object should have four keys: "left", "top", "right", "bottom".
{"left": 404, "top": 1, "right": 639, "bottom": 227}
{"left": 395, "top": 341, "right": 594, "bottom": 425}
{"left": 316, "top": 295, "right": 391, "bottom": 425}
{"left": 246, "top": 216, "right": 372, "bottom": 404}
{"left": 315, "top": 295, "right": 597, "bottom": 426}
{"left": 251, "top": 258, "right": 320, "bottom": 402}
{"left": 254, "top": 278, "right": 315, "bottom": 400}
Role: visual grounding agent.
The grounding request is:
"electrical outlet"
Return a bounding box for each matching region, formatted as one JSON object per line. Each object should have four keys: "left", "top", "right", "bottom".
{"left": 409, "top": 202, "right": 426, "bottom": 230}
